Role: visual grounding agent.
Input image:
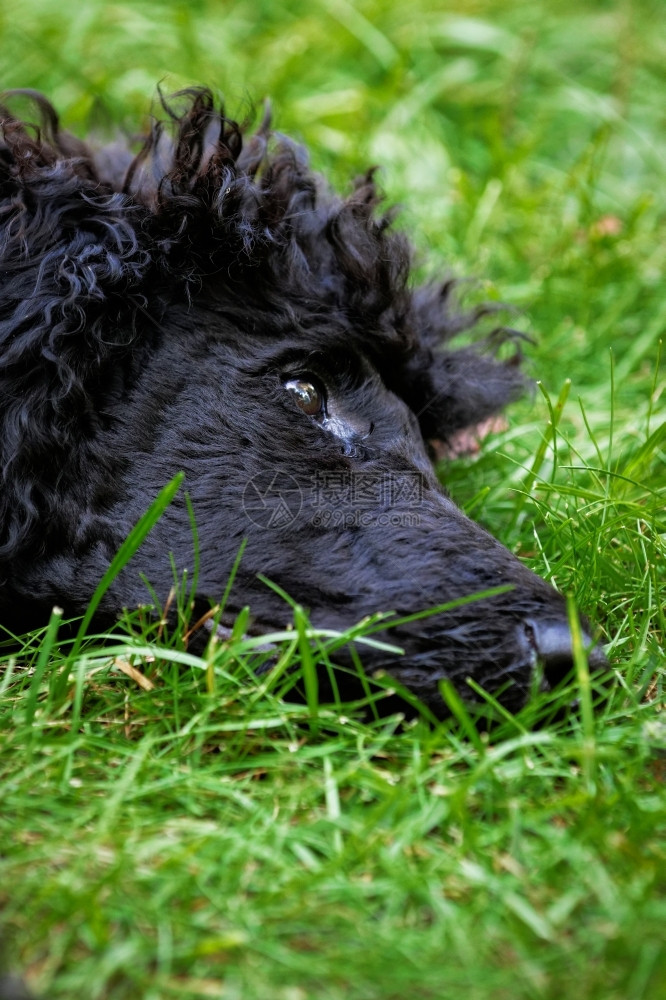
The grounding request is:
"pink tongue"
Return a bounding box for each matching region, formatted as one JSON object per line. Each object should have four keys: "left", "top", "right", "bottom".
{"left": 429, "top": 415, "right": 509, "bottom": 460}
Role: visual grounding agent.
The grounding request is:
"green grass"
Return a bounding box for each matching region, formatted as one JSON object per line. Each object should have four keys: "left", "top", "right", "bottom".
{"left": 1, "top": 1, "right": 665, "bottom": 997}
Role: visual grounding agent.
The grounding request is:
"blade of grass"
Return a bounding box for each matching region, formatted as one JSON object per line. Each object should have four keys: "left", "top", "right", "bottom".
{"left": 439, "top": 680, "right": 487, "bottom": 754}
{"left": 510, "top": 379, "right": 571, "bottom": 530}
{"left": 294, "top": 603, "right": 319, "bottom": 725}
{"left": 70, "top": 473, "right": 184, "bottom": 663}
{"left": 567, "top": 594, "right": 596, "bottom": 794}
{"left": 26, "top": 605, "right": 63, "bottom": 731}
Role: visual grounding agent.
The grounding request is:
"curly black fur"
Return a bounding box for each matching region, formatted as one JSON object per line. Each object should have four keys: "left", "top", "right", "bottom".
{"left": 0, "top": 88, "right": 604, "bottom": 715}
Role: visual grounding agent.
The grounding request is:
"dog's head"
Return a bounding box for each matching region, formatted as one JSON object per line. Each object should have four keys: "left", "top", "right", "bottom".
{"left": 0, "top": 89, "right": 606, "bottom": 714}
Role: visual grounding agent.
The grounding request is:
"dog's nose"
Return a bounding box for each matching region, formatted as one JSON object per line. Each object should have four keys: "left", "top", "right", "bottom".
{"left": 523, "top": 618, "right": 608, "bottom": 688}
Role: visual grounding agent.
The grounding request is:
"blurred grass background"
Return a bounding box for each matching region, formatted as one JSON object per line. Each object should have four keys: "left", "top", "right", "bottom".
{"left": 1, "top": 2, "right": 664, "bottom": 999}
{"left": 1, "top": 0, "right": 663, "bottom": 377}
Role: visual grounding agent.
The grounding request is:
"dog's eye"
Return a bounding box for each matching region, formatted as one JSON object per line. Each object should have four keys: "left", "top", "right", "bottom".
{"left": 284, "top": 378, "right": 324, "bottom": 417}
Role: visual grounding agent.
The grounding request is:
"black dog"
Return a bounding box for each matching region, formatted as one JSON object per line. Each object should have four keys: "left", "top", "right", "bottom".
{"left": 0, "top": 88, "right": 606, "bottom": 715}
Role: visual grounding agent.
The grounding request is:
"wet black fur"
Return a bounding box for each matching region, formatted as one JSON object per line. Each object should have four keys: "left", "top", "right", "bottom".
{"left": 0, "top": 88, "right": 601, "bottom": 715}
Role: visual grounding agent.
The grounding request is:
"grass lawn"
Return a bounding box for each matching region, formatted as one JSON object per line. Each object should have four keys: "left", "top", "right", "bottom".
{"left": 1, "top": 1, "right": 664, "bottom": 997}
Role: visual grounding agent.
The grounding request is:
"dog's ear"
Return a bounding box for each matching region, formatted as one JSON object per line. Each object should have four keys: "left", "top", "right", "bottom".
{"left": 403, "top": 282, "right": 530, "bottom": 444}
{"left": 0, "top": 99, "right": 152, "bottom": 359}
{"left": 0, "top": 98, "right": 152, "bottom": 556}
